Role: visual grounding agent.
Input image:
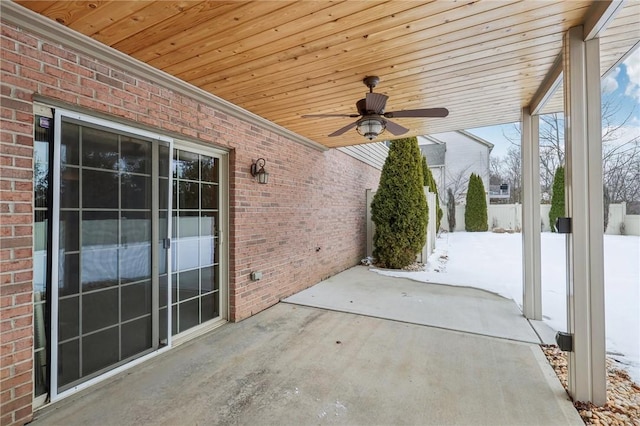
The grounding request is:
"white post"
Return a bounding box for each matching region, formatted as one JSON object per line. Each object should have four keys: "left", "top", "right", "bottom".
{"left": 521, "top": 107, "right": 542, "bottom": 320}
{"left": 563, "top": 26, "right": 607, "bottom": 405}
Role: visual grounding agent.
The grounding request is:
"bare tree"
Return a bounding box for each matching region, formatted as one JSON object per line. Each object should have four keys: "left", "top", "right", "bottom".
{"left": 490, "top": 145, "right": 522, "bottom": 204}
{"left": 497, "top": 97, "right": 639, "bottom": 207}
{"left": 444, "top": 164, "right": 473, "bottom": 203}
{"left": 603, "top": 137, "right": 640, "bottom": 204}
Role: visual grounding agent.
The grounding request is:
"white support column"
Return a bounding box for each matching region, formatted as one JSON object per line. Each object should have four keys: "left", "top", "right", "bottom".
{"left": 521, "top": 108, "right": 542, "bottom": 320}
{"left": 563, "top": 26, "right": 607, "bottom": 405}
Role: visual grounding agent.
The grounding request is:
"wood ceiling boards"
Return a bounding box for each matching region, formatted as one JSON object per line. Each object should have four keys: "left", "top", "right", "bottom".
{"left": 12, "top": 0, "right": 640, "bottom": 148}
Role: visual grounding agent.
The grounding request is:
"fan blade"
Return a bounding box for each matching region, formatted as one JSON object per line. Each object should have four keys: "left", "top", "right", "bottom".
{"left": 365, "top": 93, "right": 388, "bottom": 113}
{"left": 384, "top": 119, "right": 409, "bottom": 136}
{"left": 328, "top": 121, "right": 358, "bottom": 137}
{"left": 302, "top": 113, "right": 360, "bottom": 118}
{"left": 384, "top": 108, "right": 449, "bottom": 118}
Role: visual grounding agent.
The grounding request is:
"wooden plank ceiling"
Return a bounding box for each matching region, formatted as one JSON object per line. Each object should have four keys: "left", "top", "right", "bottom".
{"left": 14, "top": 1, "right": 640, "bottom": 148}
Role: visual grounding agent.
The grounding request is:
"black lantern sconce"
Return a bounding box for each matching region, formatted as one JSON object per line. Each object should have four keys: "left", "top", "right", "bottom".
{"left": 250, "top": 158, "right": 269, "bottom": 184}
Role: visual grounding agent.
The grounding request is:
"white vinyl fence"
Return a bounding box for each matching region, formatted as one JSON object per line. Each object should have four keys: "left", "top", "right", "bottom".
{"left": 366, "top": 188, "right": 438, "bottom": 262}
{"left": 451, "top": 202, "right": 638, "bottom": 235}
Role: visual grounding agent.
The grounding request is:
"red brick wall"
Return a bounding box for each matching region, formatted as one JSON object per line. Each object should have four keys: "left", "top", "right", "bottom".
{"left": 0, "top": 22, "right": 379, "bottom": 424}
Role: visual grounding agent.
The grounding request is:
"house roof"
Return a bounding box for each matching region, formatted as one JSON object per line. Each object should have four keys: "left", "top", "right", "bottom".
{"left": 457, "top": 130, "right": 495, "bottom": 151}
{"left": 5, "top": 1, "right": 639, "bottom": 148}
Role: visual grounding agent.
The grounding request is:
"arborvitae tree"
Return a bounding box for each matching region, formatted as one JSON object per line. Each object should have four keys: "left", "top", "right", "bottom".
{"left": 447, "top": 188, "right": 456, "bottom": 232}
{"left": 421, "top": 156, "right": 443, "bottom": 231}
{"left": 464, "top": 173, "right": 488, "bottom": 231}
{"left": 372, "top": 137, "right": 428, "bottom": 268}
{"left": 549, "top": 166, "right": 565, "bottom": 232}
{"left": 421, "top": 156, "right": 429, "bottom": 186}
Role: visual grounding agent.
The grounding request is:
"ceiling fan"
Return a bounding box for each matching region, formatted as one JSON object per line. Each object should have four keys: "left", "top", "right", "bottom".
{"left": 302, "top": 76, "right": 449, "bottom": 141}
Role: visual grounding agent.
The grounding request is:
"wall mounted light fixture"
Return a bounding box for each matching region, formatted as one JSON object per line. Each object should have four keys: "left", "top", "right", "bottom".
{"left": 250, "top": 158, "right": 269, "bottom": 184}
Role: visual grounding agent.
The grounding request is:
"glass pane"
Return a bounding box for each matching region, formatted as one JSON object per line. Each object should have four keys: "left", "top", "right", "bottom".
{"left": 200, "top": 265, "right": 216, "bottom": 293}
{"left": 171, "top": 211, "right": 177, "bottom": 239}
{"left": 159, "top": 211, "right": 168, "bottom": 240}
{"left": 34, "top": 140, "right": 49, "bottom": 208}
{"left": 172, "top": 305, "right": 178, "bottom": 336}
{"left": 82, "top": 327, "right": 119, "bottom": 376}
{"left": 176, "top": 150, "right": 199, "bottom": 180}
{"left": 121, "top": 281, "right": 151, "bottom": 321}
{"left": 159, "top": 275, "right": 168, "bottom": 308}
{"left": 159, "top": 143, "right": 170, "bottom": 178}
{"left": 82, "top": 248, "right": 118, "bottom": 289}
{"left": 178, "top": 299, "right": 199, "bottom": 333}
{"left": 58, "top": 339, "right": 80, "bottom": 386}
{"left": 171, "top": 273, "right": 178, "bottom": 305}
{"left": 120, "top": 137, "right": 150, "bottom": 174}
{"left": 60, "top": 210, "right": 79, "bottom": 252}
{"left": 121, "top": 212, "right": 151, "bottom": 243}
{"left": 178, "top": 181, "right": 199, "bottom": 209}
{"left": 34, "top": 210, "right": 48, "bottom": 300}
{"left": 178, "top": 212, "right": 199, "bottom": 238}
{"left": 61, "top": 121, "right": 80, "bottom": 166}
{"left": 120, "top": 244, "right": 151, "bottom": 284}
{"left": 82, "top": 288, "right": 118, "bottom": 333}
{"left": 201, "top": 183, "right": 218, "bottom": 210}
{"left": 200, "top": 155, "right": 217, "bottom": 183}
{"left": 159, "top": 307, "right": 168, "bottom": 342}
{"left": 176, "top": 239, "right": 199, "bottom": 271}
{"left": 201, "top": 292, "right": 219, "bottom": 322}
{"left": 159, "top": 242, "right": 167, "bottom": 276}
{"left": 121, "top": 317, "right": 151, "bottom": 359}
{"left": 34, "top": 348, "right": 47, "bottom": 397}
{"left": 82, "top": 211, "right": 118, "bottom": 247}
{"left": 159, "top": 178, "right": 168, "bottom": 210}
{"left": 60, "top": 167, "right": 79, "bottom": 208}
{"left": 178, "top": 269, "right": 199, "bottom": 301}
{"left": 199, "top": 237, "right": 215, "bottom": 267}
{"left": 58, "top": 296, "right": 79, "bottom": 341}
{"left": 82, "top": 127, "right": 118, "bottom": 170}
{"left": 83, "top": 169, "right": 118, "bottom": 209}
{"left": 59, "top": 253, "right": 79, "bottom": 296}
{"left": 172, "top": 149, "right": 178, "bottom": 178}
{"left": 171, "top": 242, "right": 177, "bottom": 272}
{"left": 34, "top": 302, "right": 47, "bottom": 350}
{"left": 200, "top": 212, "right": 217, "bottom": 236}
{"left": 121, "top": 174, "right": 151, "bottom": 210}
{"left": 172, "top": 180, "right": 177, "bottom": 210}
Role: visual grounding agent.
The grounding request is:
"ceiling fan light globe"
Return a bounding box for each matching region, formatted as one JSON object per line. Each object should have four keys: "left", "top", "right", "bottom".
{"left": 357, "top": 118, "right": 385, "bottom": 140}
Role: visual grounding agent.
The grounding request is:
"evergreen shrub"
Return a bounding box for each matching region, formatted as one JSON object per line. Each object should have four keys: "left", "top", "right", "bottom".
{"left": 372, "top": 137, "right": 428, "bottom": 268}
{"left": 464, "top": 173, "right": 488, "bottom": 231}
{"left": 549, "top": 166, "right": 565, "bottom": 232}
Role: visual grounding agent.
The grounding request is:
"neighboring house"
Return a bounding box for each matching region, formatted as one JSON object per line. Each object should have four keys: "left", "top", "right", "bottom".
{"left": 418, "top": 131, "right": 493, "bottom": 202}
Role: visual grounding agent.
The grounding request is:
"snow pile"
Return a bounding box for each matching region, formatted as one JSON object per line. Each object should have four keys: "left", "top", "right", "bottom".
{"left": 373, "top": 231, "right": 639, "bottom": 384}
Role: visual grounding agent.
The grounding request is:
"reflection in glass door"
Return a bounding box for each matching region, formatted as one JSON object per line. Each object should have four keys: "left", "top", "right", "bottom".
{"left": 171, "top": 148, "right": 221, "bottom": 335}
{"left": 53, "top": 116, "right": 170, "bottom": 393}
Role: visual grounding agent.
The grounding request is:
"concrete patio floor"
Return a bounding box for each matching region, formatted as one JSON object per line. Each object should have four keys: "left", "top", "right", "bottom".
{"left": 32, "top": 267, "right": 582, "bottom": 425}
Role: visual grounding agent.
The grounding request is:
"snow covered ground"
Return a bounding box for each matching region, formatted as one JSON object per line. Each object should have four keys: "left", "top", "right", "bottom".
{"left": 372, "top": 232, "right": 639, "bottom": 384}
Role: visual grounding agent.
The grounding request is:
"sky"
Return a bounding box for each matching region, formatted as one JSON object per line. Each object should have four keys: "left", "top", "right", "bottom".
{"left": 467, "top": 48, "right": 640, "bottom": 160}
{"left": 374, "top": 232, "right": 640, "bottom": 385}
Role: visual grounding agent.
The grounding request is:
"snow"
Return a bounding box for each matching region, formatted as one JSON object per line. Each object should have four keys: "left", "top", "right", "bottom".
{"left": 372, "top": 231, "right": 640, "bottom": 384}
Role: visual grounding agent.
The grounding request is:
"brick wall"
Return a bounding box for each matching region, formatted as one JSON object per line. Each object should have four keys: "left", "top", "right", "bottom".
{"left": 0, "top": 24, "right": 36, "bottom": 424}
{"left": 0, "top": 22, "right": 379, "bottom": 424}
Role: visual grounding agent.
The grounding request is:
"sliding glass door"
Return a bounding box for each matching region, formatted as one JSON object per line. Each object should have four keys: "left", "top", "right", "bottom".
{"left": 36, "top": 109, "right": 226, "bottom": 402}
{"left": 52, "top": 112, "right": 171, "bottom": 394}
